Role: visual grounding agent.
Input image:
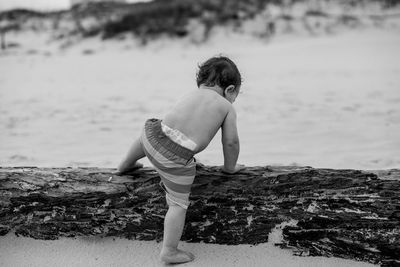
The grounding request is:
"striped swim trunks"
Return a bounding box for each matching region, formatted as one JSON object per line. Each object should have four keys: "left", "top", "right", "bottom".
{"left": 140, "top": 118, "right": 196, "bottom": 209}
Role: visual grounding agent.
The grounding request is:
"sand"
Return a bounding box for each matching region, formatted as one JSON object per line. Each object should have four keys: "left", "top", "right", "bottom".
{"left": 0, "top": 28, "right": 399, "bottom": 170}
{"left": 0, "top": 223, "right": 377, "bottom": 267}
{"left": 0, "top": 26, "right": 399, "bottom": 266}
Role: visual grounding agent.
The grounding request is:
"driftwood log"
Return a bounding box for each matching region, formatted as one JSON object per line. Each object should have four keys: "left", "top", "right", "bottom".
{"left": 0, "top": 166, "right": 399, "bottom": 266}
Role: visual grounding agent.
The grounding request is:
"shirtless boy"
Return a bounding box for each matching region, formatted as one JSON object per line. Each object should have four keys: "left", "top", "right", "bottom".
{"left": 117, "top": 56, "right": 244, "bottom": 264}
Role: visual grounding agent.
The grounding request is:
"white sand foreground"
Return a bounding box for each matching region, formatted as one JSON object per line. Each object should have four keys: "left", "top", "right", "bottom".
{"left": 0, "top": 224, "right": 376, "bottom": 267}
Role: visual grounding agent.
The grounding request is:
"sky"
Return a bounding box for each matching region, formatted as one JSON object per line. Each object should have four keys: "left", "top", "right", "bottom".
{"left": 0, "top": 0, "right": 151, "bottom": 11}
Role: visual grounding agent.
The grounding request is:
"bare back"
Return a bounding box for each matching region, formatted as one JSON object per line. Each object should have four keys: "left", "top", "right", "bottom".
{"left": 163, "top": 89, "right": 232, "bottom": 153}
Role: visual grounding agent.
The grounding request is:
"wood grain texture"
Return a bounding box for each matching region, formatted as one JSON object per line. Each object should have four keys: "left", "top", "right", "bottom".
{"left": 0, "top": 166, "right": 399, "bottom": 265}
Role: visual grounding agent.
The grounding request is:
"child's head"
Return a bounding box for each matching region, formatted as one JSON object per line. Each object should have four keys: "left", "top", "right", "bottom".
{"left": 196, "top": 56, "right": 242, "bottom": 91}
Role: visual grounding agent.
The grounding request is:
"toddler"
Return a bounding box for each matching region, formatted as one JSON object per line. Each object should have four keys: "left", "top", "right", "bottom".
{"left": 117, "top": 56, "right": 245, "bottom": 264}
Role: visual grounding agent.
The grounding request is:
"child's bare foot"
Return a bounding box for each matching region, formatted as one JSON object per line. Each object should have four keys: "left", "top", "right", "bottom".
{"left": 160, "top": 248, "right": 194, "bottom": 264}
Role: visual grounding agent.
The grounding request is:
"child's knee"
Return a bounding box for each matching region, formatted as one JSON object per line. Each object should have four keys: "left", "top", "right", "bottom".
{"left": 166, "top": 197, "right": 188, "bottom": 211}
{"left": 164, "top": 192, "right": 189, "bottom": 210}
{"left": 166, "top": 197, "right": 175, "bottom": 207}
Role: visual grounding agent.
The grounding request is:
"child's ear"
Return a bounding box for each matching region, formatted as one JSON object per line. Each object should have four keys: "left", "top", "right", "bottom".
{"left": 224, "top": 85, "right": 235, "bottom": 95}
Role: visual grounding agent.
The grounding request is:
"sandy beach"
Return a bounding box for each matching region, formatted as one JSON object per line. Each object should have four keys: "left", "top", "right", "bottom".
{"left": 0, "top": 14, "right": 399, "bottom": 267}
{"left": 1, "top": 28, "right": 400, "bottom": 170}
{"left": 0, "top": 224, "right": 377, "bottom": 267}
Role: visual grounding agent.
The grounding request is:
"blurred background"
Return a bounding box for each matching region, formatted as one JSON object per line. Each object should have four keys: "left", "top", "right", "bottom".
{"left": 0, "top": 0, "right": 399, "bottom": 169}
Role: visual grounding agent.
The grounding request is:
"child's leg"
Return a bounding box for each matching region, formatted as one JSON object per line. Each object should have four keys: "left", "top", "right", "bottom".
{"left": 117, "top": 138, "right": 145, "bottom": 174}
{"left": 160, "top": 204, "right": 194, "bottom": 264}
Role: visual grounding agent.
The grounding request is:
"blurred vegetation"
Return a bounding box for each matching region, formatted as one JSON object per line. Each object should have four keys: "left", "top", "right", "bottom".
{"left": 102, "top": 0, "right": 268, "bottom": 40}
{"left": 0, "top": 0, "right": 399, "bottom": 48}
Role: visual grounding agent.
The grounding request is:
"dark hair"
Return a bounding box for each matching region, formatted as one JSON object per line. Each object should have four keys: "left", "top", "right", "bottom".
{"left": 196, "top": 56, "right": 242, "bottom": 89}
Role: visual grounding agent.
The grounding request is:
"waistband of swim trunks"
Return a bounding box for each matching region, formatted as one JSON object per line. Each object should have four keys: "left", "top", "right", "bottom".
{"left": 144, "top": 118, "right": 195, "bottom": 161}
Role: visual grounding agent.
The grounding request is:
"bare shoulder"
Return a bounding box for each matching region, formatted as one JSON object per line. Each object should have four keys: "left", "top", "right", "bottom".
{"left": 215, "top": 93, "right": 234, "bottom": 114}
{"left": 193, "top": 89, "right": 232, "bottom": 113}
{"left": 222, "top": 103, "right": 236, "bottom": 123}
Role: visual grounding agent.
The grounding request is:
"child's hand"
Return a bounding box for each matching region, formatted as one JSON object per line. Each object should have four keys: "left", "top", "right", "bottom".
{"left": 221, "top": 164, "right": 245, "bottom": 174}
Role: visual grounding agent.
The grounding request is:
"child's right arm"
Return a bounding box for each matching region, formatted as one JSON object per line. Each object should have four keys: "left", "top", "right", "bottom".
{"left": 221, "top": 106, "right": 244, "bottom": 174}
